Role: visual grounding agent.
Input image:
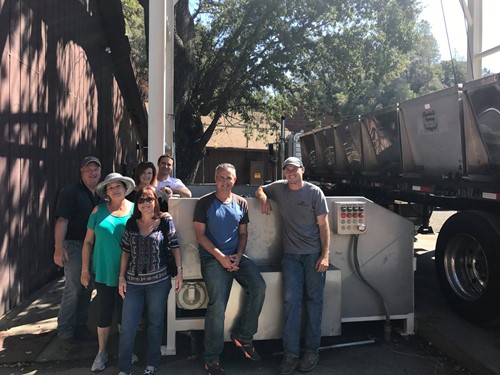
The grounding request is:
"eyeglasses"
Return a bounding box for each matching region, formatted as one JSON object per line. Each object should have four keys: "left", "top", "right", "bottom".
{"left": 138, "top": 197, "right": 155, "bottom": 204}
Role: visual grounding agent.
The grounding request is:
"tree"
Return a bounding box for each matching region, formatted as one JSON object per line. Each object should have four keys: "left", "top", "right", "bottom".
{"left": 440, "top": 59, "right": 467, "bottom": 87}
{"left": 403, "top": 20, "right": 442, "bottom": 95}
{"left": 122, "top": 0, "right": 148, "bottom": 100}
{"left": 138, "top": 0, "right": 423, "bottom": 182}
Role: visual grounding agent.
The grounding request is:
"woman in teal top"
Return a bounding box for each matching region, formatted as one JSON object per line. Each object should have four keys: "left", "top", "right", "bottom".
{"left": 81, "top": 173, "right": 135, "bottom": 373}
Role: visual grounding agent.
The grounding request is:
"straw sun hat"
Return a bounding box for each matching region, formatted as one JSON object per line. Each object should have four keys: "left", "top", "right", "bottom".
{"left": 96, "top": 172, "right": 135, "bottom": 199}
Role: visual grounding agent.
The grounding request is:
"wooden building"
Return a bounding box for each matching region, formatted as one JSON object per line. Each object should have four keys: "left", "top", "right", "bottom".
{"left": 0, "top": 0, "right": 146, "bottom": 316}
{"left": 194, "top": 115, "right": 287, "bottom": 186}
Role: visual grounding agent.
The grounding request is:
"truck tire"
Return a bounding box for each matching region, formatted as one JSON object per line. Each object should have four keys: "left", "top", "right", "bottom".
{"left": 435, "top": 211, "right": 500, "bottom": 323}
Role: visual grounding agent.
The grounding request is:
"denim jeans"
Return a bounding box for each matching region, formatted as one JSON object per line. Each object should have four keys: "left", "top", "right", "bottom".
{"left": 201, "top": 255, "right": 266, "bottom": 363}
{"left": 57, "top": 240, "right": 92, "bottom": 339}
{"left": 282, "top": 253, "right": 326, "bottom": 357}
{"left": 118, "top": 278, "right": 171, "bottom": 373}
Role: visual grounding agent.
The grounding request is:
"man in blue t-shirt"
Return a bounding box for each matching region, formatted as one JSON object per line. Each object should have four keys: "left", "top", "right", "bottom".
{"left": 193, "top": 163, "right": 266, "bottom": 375}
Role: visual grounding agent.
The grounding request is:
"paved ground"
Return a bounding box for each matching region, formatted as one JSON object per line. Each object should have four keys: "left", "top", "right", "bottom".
{"left": 0, "top": 211, "right": 499, "bottom": 374}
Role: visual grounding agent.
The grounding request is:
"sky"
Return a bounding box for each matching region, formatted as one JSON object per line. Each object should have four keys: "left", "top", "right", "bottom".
{"left": 419, "top": 0, "right": 500, "bottom": 74}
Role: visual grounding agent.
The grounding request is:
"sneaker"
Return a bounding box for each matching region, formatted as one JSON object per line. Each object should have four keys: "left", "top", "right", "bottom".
{"left": 59, "top": 337, "right": 79, "bottom": 353}
{"left": 230, "top": 335, "right": 261, "bottom": 361}
{"left": 74, "top": 325, "right": 95, "bottom": 341}
{"left": 143, "top": 367, "right": 156, "bottom": 375}
{"left": 132, "top": 352, "right": 139, "bottom": 364}
{"left": 204, "top": 362, "right": 224, "bottom": 375}
{"left": 91, "top": 351, "right": 108, "bottom": 372}
{"left": 278, "top": 355, "right": 299, "bottom": 375}
{"left": 298, "top": 352, "right": 319, "bottom": 372}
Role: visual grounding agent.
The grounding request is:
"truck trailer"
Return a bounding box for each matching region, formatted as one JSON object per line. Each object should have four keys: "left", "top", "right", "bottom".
{"left": 299, "top": 73, "right": 500, "bottom": 324}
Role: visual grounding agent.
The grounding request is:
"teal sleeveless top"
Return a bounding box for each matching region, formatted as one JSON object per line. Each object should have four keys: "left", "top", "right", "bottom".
{"left": 87, "top": 202, "right": 134, "bottom": 286}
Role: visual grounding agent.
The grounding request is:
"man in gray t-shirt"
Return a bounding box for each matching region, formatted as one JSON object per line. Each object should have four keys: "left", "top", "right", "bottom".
{"left": 256, "top": 157, "right": 330, "bottom": 375}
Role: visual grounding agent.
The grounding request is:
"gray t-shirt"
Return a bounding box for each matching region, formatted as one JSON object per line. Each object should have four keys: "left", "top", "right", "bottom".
{"left": 262, "top": 180, "right": 329, "bottom": 254}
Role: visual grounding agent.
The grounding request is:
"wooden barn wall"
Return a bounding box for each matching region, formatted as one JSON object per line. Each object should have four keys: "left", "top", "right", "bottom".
{"left": 0, "top": 0, "right": 140, "bottom": 316}
{"left": 194, "top": 149, "right": 270, "bottom": 185}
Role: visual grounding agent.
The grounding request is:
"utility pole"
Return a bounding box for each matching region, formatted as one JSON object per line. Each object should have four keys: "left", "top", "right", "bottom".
{"left": 148, "top": 1, "right": 177, "bottom": 168}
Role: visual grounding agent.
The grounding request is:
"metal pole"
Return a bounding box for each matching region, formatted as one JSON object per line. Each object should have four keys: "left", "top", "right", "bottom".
{"left": 280, "top": 116, "right": 285, "bottom": 179}
{"left": 165, "top": 0, "right": 175, "bottom": 169}
{"left": 147, "top": 1, "right": 167, "bottom": 162}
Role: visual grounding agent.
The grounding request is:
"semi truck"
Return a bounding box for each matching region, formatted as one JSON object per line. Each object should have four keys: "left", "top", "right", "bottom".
{"left": 298, "top": 73, "right": 500, "bottom": 324}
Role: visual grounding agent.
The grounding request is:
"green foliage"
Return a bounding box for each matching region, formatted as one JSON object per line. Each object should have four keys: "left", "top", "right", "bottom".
{"left": 122, "top": 0, "right": 148, "bottom": 99}
{"left": 404, "top": 20, "right": 443, "bottom": 95}
{"left": 125, "top": 0, "right": 474, "bottom": 180}
{"left": 439, "top": 59, "right": 467, "bottom": 87}
{"left": 170, "top": 0, "right": 446, "bottom": 180}
{"left": 183, "top": 0, "right": 423, "bottom": 127}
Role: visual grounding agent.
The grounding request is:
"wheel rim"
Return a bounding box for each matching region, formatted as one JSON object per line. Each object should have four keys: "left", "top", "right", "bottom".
{"left": 443, "top": 233, "right": 489, "bottom": 301}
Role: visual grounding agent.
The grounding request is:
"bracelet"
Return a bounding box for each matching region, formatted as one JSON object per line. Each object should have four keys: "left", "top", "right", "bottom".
{"left": 177, "top": 266, "right": 183, "bottom": 270}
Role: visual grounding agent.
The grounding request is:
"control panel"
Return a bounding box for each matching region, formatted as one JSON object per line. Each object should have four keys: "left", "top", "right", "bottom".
{"left": 332, "top": 201, "right": 367, "bottom": 235}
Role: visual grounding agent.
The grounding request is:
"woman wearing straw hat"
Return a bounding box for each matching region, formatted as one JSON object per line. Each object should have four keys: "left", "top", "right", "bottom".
{"left": 81, "top": 172, "right": 135, "bottom": 372}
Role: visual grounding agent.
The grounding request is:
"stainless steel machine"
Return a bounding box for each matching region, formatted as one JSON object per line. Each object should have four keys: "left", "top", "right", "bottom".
{"left": 164, "top": 193, "right": 414, "bottom": 355}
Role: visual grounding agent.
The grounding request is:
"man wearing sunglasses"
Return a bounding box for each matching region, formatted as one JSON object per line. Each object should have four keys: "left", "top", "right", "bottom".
{"left": 256, "top": 157, "right": 330, "bottom": 375}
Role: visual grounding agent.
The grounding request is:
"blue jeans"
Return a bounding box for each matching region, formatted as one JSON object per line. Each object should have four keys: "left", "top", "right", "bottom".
{"left": 118, "top": 278, "right": 171, "bottom": 374}
{"left": 282, "top": 253, "right": 326, "bottom": 357}
{"left": 201, "top": 255, "right": 266, "bottom": 363}
{"left": 57, "top": 240, "right": 92, "bottom": 339}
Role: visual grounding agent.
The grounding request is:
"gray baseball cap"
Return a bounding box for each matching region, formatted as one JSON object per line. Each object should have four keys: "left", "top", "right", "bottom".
{"left": 81, "top": 156, "right": 101, "bottom": 168}
{"left": 282, "top": 157, "right": 303, "bottom": 169}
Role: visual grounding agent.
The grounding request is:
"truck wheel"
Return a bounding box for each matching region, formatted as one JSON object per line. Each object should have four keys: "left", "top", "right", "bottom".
{"left": 435, "top": 211, "right": 500, "bottom": 323}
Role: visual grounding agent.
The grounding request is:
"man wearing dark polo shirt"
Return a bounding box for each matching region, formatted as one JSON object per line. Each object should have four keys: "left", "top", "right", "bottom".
{"left": 54, "top": 156, "right": 101, "bottom": 352}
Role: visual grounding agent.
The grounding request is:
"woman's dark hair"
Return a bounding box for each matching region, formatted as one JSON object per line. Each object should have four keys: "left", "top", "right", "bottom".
{"left": 131, "top": 186, "right": 162, "bottom": 219}
{"left": 105, "top": 181, "right": 127, "bottom": 190}
{"left": 134, "top": 162, "right": 157, "bottom": 185}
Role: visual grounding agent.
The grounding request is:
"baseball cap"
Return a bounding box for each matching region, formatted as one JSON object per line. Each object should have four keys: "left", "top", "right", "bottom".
{"left": 81, "top": 156, "right": 101, "bottom": 168}
{"left": 282, "top": 157, "right": 303, "bottom": 170}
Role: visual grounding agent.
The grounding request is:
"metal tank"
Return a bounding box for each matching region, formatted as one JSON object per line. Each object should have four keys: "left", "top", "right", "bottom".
{"left": 359, "top": 105, "right": 401, "bottom": 176}
{"left": 462, "top": 74, "right": 500, "bottom": 177}
{"left": 398, "top": 86, "right": 463, "bottom": 178}
{"left": 164, "top": 194, "right": 414, "bottom": 355}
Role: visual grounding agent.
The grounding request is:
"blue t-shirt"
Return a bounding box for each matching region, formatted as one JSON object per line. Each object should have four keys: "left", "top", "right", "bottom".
{"left": 193, "top": 192, "right": 249, "bottom": 257}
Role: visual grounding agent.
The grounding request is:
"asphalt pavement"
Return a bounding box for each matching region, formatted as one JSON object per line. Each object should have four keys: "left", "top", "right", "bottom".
{"left": 0, "top": 212, "right": 499, "bottom": 374}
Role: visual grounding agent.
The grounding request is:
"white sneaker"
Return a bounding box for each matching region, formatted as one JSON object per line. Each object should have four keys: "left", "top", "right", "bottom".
{"left": 91, "top": 351, "right": 108, "bottom": 372}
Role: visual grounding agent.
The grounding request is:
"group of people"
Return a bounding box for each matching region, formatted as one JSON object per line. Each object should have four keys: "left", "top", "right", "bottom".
{"left": 54, "top": 155, "right": 186, "bottom": 375}
{"left": 54, "top": 154, "right": 331, "bottom": 375}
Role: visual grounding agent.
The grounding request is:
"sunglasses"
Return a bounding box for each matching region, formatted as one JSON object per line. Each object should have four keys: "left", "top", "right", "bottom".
{"left": 138, "top": 197, "right": 155, "bottom": 204}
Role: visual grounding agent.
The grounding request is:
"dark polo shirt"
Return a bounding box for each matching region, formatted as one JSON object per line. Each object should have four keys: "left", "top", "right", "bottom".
{"left": 55, "top": 181, "right": 100, "bottom": 241}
